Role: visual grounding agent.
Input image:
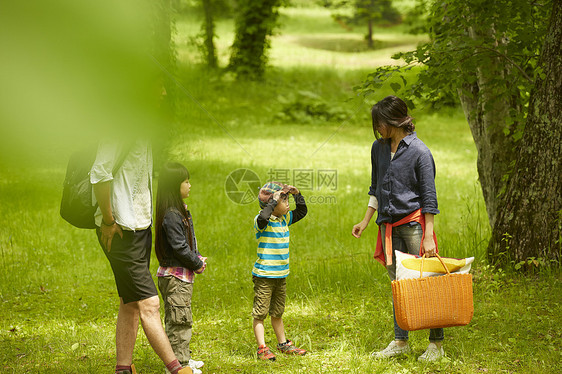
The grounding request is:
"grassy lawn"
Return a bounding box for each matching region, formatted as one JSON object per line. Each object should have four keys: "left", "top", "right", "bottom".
{"left": 1, "top": 4, "right": 561, "bottom": 374}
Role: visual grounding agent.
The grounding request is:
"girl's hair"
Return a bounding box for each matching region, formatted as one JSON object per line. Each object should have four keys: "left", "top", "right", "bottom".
{"left": 371, "top": 96, "right": 415, "bottom": 139}
{"left": 155, "top": 161, "right": 190, "bottom": 262}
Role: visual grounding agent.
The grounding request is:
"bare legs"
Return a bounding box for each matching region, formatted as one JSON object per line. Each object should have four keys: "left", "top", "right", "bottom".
{"left": 253, "top": 317, "right": 287, "bottom": 347}
{"left": 115, "top": 296, "right": 178, "bottom": 366}
{"left": 115, "top": 298, "right": 140, "bottom": 366}
{"left": 271, "top": 317, "right": 286, "bottom": 344}
{"left": 254, "top": 317, "right": 287, "bottom": 346}
{"left": 253, "top": 319, "right": 266, "bottom": 346}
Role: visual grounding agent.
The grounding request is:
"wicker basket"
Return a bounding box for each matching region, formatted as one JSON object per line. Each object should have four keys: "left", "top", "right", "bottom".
{"left": 391, "top": 254, "right": 474, "bottom": 331}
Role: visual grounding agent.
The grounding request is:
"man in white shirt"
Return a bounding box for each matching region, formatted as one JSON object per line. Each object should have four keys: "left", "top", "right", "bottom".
{"left": 91, "top": 140, "right": 191, "bottom": 374}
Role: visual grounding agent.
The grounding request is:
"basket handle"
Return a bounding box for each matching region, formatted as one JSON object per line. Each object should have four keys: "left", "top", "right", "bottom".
{"left": 420, "top": 253, "right": 450, "bottom": 278}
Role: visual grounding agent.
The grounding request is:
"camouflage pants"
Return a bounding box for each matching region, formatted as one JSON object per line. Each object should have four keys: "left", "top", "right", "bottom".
{"left": 158, "top": 276, "right": 193, "bottom": 366}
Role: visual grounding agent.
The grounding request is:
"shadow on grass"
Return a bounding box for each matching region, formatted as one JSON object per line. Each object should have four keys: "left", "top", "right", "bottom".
{"left": 295, "top": 36, "right": 389, "bottom": 53}
{"left": 293, "top": 35, "right": 417, "bottom": 54}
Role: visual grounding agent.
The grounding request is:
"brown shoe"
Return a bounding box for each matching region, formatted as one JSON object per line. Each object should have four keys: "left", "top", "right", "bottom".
{"left": 178, "top": 367, "right": 193, "bottom": 374}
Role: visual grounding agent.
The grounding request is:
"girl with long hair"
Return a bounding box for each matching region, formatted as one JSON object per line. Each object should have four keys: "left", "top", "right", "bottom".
{"left": 155, "top": 162, "right": 207, "bottom": 374}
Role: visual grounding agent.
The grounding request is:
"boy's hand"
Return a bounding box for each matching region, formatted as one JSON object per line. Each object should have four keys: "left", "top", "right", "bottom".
{"left": 272, "top": 190, "right": 285, "bottom": 201}
{"left": 286, "top": 185, "right": 300, "bottom": 195}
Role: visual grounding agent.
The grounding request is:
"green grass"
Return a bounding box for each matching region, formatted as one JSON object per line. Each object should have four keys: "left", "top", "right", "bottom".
{"left": 1, "top": 4, "right": 561, "bottom": 374}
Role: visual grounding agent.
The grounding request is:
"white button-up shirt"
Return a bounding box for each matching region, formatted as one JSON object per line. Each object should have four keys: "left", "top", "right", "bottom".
{"left": 90, "top": 140, "right": 153, "bottom": 231}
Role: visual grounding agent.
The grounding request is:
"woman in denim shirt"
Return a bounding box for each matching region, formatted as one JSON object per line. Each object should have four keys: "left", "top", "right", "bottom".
{"left": 352, "top": 96, "right": 445, "bottom": 362}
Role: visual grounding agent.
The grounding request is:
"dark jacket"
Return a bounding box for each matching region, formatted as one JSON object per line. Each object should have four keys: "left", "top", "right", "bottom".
{"left": 158, "top": 207, "right": 203, "bottom": 270}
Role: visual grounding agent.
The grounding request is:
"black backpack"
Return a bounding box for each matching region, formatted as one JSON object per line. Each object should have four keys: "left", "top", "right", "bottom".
{"left": 60, "top": 145, "right": 129, "bottom": 229}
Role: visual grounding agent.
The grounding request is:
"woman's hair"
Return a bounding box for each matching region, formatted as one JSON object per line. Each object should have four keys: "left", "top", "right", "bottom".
{"left": 371, "top": 95, "right": 415, "bottom": 139}
{"left": 155, "top": 161, "right": 190, "bottom": 262}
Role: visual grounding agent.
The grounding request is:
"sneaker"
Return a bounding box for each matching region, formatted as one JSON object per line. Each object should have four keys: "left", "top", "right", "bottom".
{"left": 418, "top": 343, "right": 445, "bottom": 362}
{"left": 188, "top": 359, "right": 204, "bottom": 369}
{"left": 165, "top": 366, "right": 196, "bottom": 374}
{"left": 257, "top": 345, "right": 276, "bottom": 361}
{"left": 372, "top": 340, "right": 411, "bottom": 358}
{"left": 277, "top": 340, "right": 307, "bottom": 356}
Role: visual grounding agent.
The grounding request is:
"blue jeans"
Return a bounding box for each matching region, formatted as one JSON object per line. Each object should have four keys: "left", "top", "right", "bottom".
{"left": 381, "top": 223, "right": 444, "bottom": 342}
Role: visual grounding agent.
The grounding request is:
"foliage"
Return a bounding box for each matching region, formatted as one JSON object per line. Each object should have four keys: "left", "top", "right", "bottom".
{"left": 402, "top": 0, "right": 430, "bottom": 35}
{"left": 274, "top": 90, "right": 353, "bottom": 124}
{"left": 357, "top": 0, "right": 550, "bottom": 112}
{"left": 326, "top": 0, "right": 401, "bottom": 25}
{"left": 228, "top": 0, "right": 284, "bottom": 79}
{"left": 323, "top": 0, "right": 402, "bottom": 47}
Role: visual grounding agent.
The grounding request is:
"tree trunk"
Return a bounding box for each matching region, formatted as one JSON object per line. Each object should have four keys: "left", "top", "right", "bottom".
{"left": 457, "top": 83, "right": 498, "bottom": 228}
{"left": 202, "top": 0, "right": 217, "bottom": 68}
{"left": 228, "top": 0, "right": 280, "bottom": 79}
{"left": 456, "top": 24, "right": 519, "bottom": 228}
{"left": 367, "top": 18, "right": 373, "bottom": 48}
{"left": 488, "top": 0, "right": 562, "bottom": 266}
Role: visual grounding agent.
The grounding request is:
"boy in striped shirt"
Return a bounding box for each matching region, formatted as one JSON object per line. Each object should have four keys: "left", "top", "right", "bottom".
{"left": 252, "top": 182, "right": 308, "bottom": 361}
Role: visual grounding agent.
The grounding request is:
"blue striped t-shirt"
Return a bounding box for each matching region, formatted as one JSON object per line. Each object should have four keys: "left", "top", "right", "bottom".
{"left": 252, "top": 211, "right": 294, "bottom": 278}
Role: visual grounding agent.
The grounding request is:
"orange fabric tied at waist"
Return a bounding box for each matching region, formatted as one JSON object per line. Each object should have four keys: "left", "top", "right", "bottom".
{"left": 374, "top": 209, "right": 438, "bottom": 266}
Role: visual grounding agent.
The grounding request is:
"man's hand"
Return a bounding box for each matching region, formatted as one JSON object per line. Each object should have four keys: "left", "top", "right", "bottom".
{"left": 100, "top": 222, "right": 123, "bottom": 252}
{"left": 93, "top": 181, "right": 122, "bottom": 252}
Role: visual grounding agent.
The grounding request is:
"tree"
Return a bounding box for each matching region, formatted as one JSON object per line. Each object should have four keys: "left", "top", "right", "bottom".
{"left": 228, "top": 0, "right": 282, "bottom": 79}
{"left": 201, "top": 0, "right": 218, "bottom": 68}
{"left": 325, "top": 0, "right": 401, "bottom": 48}
{"left": 489, "top": 0, "right": 562, "bottom": 267}
{"left": 357, "top": 0, "right": 558, "bottom": 266}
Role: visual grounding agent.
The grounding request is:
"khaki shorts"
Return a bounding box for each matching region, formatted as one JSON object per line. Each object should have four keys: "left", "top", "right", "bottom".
{"left": 252, "top": 276, "right": 286, "bottom": 320}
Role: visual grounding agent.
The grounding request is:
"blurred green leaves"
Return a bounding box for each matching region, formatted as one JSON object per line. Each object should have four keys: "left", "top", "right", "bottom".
{"left": 0, "top": 0, "right": 164, "bottom": 166}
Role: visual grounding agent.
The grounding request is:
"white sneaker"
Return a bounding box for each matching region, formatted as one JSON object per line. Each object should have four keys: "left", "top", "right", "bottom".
{"left": 418, "top": 343, "right": 445, "bottom": 362}
{"left": 372, "top": 340, "right": 411, "bottom": 358}
{"left": 188, "top": 359, "right": 204, "bottom": 369}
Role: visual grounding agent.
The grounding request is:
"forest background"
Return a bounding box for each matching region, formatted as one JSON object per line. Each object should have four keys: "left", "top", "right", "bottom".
{"left": 0, "top": 0, "right": 560, "bottom": 373}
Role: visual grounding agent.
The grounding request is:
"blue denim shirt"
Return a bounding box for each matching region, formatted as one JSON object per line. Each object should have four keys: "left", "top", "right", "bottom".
{"left": 369, "top": 132, "right": 439, "bottom": 225}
